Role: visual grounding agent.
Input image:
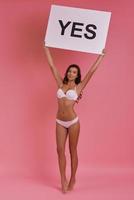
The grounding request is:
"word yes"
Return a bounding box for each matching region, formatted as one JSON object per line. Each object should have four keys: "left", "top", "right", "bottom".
{"left": 58, "top": 20, "right": 97, "bottom": 39}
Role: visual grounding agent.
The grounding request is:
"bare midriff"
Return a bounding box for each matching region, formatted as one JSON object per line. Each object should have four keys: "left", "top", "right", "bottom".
{"left": 56, "top": 97, "right": 77, "bottom": 121}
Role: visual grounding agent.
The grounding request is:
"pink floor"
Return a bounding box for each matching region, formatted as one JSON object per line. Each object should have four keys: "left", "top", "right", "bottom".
{"left": 0, "top": 168, "right": 134, "bottom": 200}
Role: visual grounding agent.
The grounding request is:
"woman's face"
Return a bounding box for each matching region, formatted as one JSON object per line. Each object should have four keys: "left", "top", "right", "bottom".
{"left": 67, "top": 67, "right": 78, "bottom": 81}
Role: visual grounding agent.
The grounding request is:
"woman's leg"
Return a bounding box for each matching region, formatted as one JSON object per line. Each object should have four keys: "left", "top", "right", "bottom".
{"left": 56, "top": 122, "right": 68, "bottom": 193}
{"left": 68, "top": 121, "right": 80, "bottom": 190}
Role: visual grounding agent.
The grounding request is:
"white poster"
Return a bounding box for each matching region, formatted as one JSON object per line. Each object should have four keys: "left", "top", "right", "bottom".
{"left": 45, "top": 5, "right": 111, "bottom": 54}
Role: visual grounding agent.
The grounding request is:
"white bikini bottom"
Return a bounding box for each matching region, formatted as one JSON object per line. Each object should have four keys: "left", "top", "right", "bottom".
{"left": 56, "top": 116, "right": 79, "bottom": 128}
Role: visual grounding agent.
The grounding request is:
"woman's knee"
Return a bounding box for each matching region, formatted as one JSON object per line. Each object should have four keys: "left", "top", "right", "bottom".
{"left": 69, "top": 147, "right": 77, "bottom": 156}
{"left": 56, "top": 146, "right": 65, "bottom": 156}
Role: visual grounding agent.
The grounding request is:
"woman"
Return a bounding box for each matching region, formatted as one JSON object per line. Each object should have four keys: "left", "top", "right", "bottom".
{"left": 44, "top": 43, "right": 105, "bottom": 193}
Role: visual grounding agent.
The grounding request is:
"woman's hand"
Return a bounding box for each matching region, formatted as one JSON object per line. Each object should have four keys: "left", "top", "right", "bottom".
{"left": 43, "top": 41, "right": 47, "bottom": 49}
{"left": 101, "top": 48, "right": 106, "bottom": 56}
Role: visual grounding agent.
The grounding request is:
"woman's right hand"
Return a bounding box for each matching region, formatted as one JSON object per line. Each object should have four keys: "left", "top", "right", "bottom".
{"left": 43, "top": 41, "right": 46, "bottom": 49}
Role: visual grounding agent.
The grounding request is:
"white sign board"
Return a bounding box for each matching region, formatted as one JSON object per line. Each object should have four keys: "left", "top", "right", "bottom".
{"left": 45, "top": 5, "right": 111, "bottom": 54}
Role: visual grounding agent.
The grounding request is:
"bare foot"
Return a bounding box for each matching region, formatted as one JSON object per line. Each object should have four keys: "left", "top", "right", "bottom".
{"left": 67, "top": 178, "right": 76, "bottom": 191}
{"left": 61, "top": 179, "right": 68, "bottom": 193}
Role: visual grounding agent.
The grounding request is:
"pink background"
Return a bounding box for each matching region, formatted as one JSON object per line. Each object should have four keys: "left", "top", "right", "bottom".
{"left": 0, "top": 0, "right": 134, "bottom": 182}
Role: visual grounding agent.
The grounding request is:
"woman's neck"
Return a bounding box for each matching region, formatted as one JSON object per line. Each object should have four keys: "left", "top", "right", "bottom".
{"left": 67, "top": 80, "right": 75, "bottom": 87}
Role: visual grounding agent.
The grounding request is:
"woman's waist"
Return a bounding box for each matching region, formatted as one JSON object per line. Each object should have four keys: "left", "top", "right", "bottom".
{"left": 56, "top": 110, "right": 77, "bottom": 121}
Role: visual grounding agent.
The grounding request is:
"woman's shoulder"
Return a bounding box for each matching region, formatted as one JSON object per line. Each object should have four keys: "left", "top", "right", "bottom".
{"left": 76, "top": 82, "right": 83, "bottom": 93}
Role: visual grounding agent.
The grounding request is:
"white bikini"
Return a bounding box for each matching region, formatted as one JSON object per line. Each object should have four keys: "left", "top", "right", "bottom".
{"left": 57, "top": 86, "right": 78, "bottom": 101}
{"left": 56, "top": 86, "right": 79, "bottom": 128}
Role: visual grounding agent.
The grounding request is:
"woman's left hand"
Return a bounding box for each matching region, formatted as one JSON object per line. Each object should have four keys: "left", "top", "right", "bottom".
{"left": 101, "top": 48, "right": 106, "bottom": 56}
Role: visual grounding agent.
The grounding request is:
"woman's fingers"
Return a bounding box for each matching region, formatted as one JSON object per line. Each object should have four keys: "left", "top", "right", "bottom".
{"left": 102, "top": 48, "right": 106, "bottom": 55}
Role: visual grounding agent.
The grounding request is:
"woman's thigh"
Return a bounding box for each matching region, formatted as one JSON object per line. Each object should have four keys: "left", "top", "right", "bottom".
{"left": 56, "top": 123, "right": 68, "bottom": 150}
{"left": 68, "top": 121, "right": 80, "bottom": 150}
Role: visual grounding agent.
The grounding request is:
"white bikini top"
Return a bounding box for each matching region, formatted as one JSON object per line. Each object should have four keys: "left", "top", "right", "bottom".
{"left": 57, "top": 86, "right": 78, "bottom": 101}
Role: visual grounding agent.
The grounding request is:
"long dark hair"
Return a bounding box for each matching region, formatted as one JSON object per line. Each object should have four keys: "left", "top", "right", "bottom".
{"left": 63, "top": 64, "right": 81, "bottom": 84}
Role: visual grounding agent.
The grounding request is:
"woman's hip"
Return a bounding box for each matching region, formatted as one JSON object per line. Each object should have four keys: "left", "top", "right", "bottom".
{"left": 56, "top": 116, "right": 79, "bottom": 129}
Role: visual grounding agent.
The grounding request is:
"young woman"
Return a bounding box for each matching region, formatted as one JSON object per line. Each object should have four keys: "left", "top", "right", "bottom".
{"left": 44, "top": 43, "right": 105, "bottom": 193}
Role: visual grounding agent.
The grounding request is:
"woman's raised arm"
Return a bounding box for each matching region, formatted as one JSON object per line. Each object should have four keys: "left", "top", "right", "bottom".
{"left": 44, "top": 43, "right": 63, "bottom": 88}
{"left": 78, "top": 49, "right": 106, "bottom": 91}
